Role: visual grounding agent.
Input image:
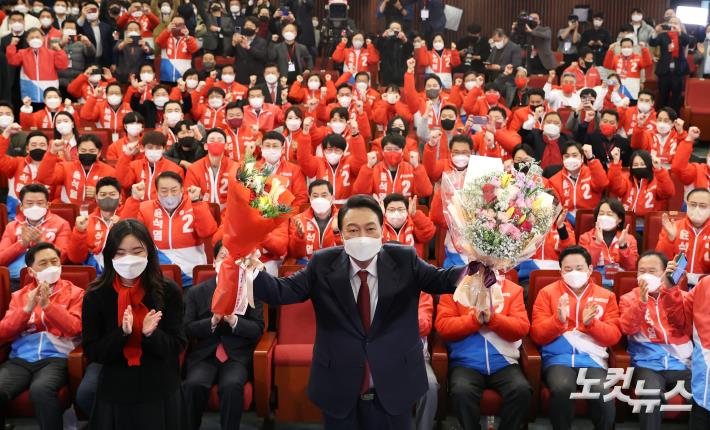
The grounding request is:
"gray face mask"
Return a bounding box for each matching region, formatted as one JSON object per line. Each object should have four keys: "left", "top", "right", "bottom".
{"left": 425, "top": 88, "right": 440, "bottom": 100}
{"left": 159, "top": 195, "right": 182, "bottom": 211}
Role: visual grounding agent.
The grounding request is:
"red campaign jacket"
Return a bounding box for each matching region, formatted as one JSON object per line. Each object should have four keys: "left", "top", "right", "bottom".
{"left": 463, "top": 94, "right": 511, "bottom": 118}
{"left": 67, "top": 206, "right": 126, "bottom": 264}
{"left": 287, "top": 207, "right": 341, "bottom": 260}
{"left": 402, "top": 71, "right": 453, "bottom": 122}
{"left": 578, "top": 228, "right": 640, "bottom": 270}
{"left": 200, "top": 77, "right": 248, "bottom": 103}
{"left": 372, "top": 135, "right": 420, "bottom": 163}
{"left": 548, "top": 159, "right": 609, "bottom": 213}
{"left": 80, "top": 95, "right": 132, "bottom": 132}
{"left": 671, "top": 139, "right": 710, "bottom": 191}
{"left": 508, "top": 106, "right": 546, "bottom": 132}
{"left": 287, "top": 79, "right": 337, "bottom": 104}
{"left": 19, "top": 106, "right": 80, "bottom": 129}
{"left": 472, "top": 128, "right": 521, "bottom": 161}
{"left": 66, "top": 74, "right": 116, "bottom": 101}
{"left": 631, "top": 125, "right": 688, "bottom": 165}
{"left": 607, "top": 163, "right": 675, "bottom": 216}
{"left": 621, "top": 106, "right": 656, "bottom": 135}
{"left": 332, "top": 42, "right": 380, "bottom": 73}
{"left": 414, "top": 47, "right": 461, "bottom": 74}
{"left": 447, "top": 85, "right": 482, "bottom": 112}
{"left": 656, "top": 217, "right": 710, "bottom": 276}
{"left": 105, "top": 136, "right": 144, "bottom": 161}
{"left": 422, "top": 143, "right": 462, "bottom": 183}
{"left": 419, "top": 292, "right": 434, "bottom": 338}
{"left": 0, "top": 135, "right": 56, "bottom": 202}
{"left": 191, "top": 104, "right": 227, "bottom": 129}
{"left": 115, "top": 154, "right": 183, "bottom": 201}
{"left": 184, "top": 156, "right": 236, "bottom": 210}
{"left": 224, "top": 126, "right": 260, "bottom": 162}
{"left": 0, "top": 212, "right": 71, "bottom": 266}
{"left": 116, "top": 11, "right": 159, "bottom": 36}
{"left": 298, "top": 133, "right": 366, "bottom": 204}
{"left": 352, "top": 161, "right": 433, "bottom": 199}
{"left": 382, "top": 210, "right": 435, "bottom": 259}
{"left": 5, "top": 44, "right": 68, "bottom": 81}
{"left": 242, "top": 104, "right": 284, "bottom": 133}
{"left": 316, "top": 103, "right": 372, "bottom": 142}
{"left": 532, "top": 222, "right": 576, "bottom": 260}
{"left": 36, "top": 153, "right": 116, "bottom": 209}
{"left": 371, "top": 99, "right": 414, "bottom": 128}
{"left": 603, "top": 48, "right": 653, "bottom": 80}
{"left": 563, "top": 63, "right": 602, "bottom": 90}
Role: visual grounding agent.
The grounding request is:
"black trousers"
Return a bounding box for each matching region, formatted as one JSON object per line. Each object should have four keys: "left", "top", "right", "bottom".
{"left": 76, "top": 362, "right": 102, "bottom": 417}
{"left": 0, "top": 357, "right": 67, "bottom": 430}
{"left": 657, "top": 72, "right": 684, "bottom": 113}
{"left": 322, "top": 391, "right": 411, "bottom": 430}
{"left": 544, "top": 365, "right": 615, "bottom": 430}
{"left": 449, "top": 364, "right": 531, "bottom": 430}
{"left": 691, "top": 399, "right": 710, "bottom": 429}
{"left": 182, "top": 356, "right": 249, "bottom": 430}
{"left": 632, "top": 367, "right": 691, "bottom": 430}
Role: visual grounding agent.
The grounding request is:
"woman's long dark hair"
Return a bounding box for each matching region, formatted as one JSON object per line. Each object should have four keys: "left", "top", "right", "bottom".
{"left": 53, "top": 111, "right": 79, "bottom": 141}
{"left": 88, "top": 219, "right": 168, "bottom": 309}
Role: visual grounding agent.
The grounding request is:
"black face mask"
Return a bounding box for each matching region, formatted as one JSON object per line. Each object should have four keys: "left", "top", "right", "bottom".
{"left": 79, "top": 153, "right": 97, "bottom": 166}
{"left": 389, "top": 127, "right": 405, "bottom": 136}
{"left": 514, "top": 162, "right": 530, "bottom": 174}
{"left": 441, "top": 118, "right": 456, "bottom": 131}
{"left": 179, "top": 137, "right": 197, "bottom": 151}
{"left": 29, "top": 148, "right": 46, "bottom": 161}
{"left": 97, "top": 197, "right": 120, "bottom": 212}
{"left": 631, "top": 167, "right": 650, "bottom": 180}
{"left": 203, "top": 62, "right": 216, "bottom": 70}
{"left": 259, "top": 15, "right": 269, "bottom": 21}
{"left": 241, "top": 27, "right": 255, "bottom": 37}
{"left": 585, "top": 60, "right": 594, "bottom": 68}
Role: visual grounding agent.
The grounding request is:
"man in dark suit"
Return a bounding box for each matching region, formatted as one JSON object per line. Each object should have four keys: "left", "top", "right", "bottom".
{"left": 485, "top": 29, "right": 522, "bottom": 80}
{"left": 232, "top": 16, "right": 269, "bottom": 84}
{"left": 255, "top": 63, "right": 286, "bottom": 105}
{"left": 0, "top": 11, "right": 29, "bottom": 111}
{"left": 252, "top": 195, "right": 466, "bottom": 429}
{"left": 78, "top": 2, "right": 115, "bottom": 68}
{"left": 183, "top": 241, "right": 265, "bottom": 430}
{"left": 649, "top": 23, "right": 689, "bottom": 113}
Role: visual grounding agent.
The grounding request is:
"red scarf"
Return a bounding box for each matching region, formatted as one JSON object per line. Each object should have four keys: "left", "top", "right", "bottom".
{"left": 669, "top": 31, "right": 680, "bottom": 59}
{"left": 541, "top": 135, "right": 562, "bottom": 169}
{"left": 113, "top": 277, "right": 149, "bottom": 366}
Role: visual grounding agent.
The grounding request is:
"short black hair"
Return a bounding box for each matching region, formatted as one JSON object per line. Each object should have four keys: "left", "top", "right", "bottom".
{"left": 592, "top": 12, "right": 604, "bottom": 19}
{"left": 206, "top": 87, "right": 226, "bottom": 98}
{"left": 96, "top": 176, "right": 121, "bottom": 194}
{"left": 383, "top": 193, "right": 408, "bottom": 210}
{"left": 20, "top": 183, "right": 49, "bottom": 202}
{"left": 155, "top": 170, "right": 183, "bottom": 188}
{"left": 489, "top": 106, "right": 507, "bottom": 119}
{"left": 25, "top": 242, "right": 61, "bottom": 267}
{"left": 213, "top": 239, "right": 223, "bottom": 258}
{"left": 441, "top": 104, "right": 458, "bottom": 116}
{"left": 329, "top": 107, "right": 349, "bottom": 120}
{"left": 338, "top": 194, "right": 384, "bottom": 228}
{"left": 637, "top": 90, "right": 655, "bottom": 100}
{"left": 308, "top": 179, "right": 333, "bottom": 195}
{"left": 580, "top": 88, "right": 597, "bottom": 99}
{"left": 142, "top": 130, "right": 167, "bottom": 147}
{"left": 467, "top": 23, "right": 482, "bottom": 34}
{"left": 658, "top": 107, "right": 678, "bottom": 121}
{"left": 424, "top": 74, "right": 443, "bottom": 87}
{"left": 594, "top": 198, "right": 625, "bottom": 231}
{"left": 26, "top": 130, "right": 49, "bottom": 145}
{"left": 247, "top": 86, "right": 263, "bottom": 98}
{"left": 322, "top": 133, "right": 347, "bottom": 151}
{"left": 630, "top": 149, "right": 654, "bottom": 182}
{"left": 205, "top": 128, "right": 226, "bottom": 140}
{"left": 527, "top": 88, "right": 546, "bottom": 99}
{"left": 123, "top": 111, "right": 145, "bottom": 125}
{"left": 381, "top": 133, "right": 405, "bottom": 150}
{"left": 78, "top": 133, "right": 102, "bottom": 150}
{"left": 600, "top": 109, "right": 619, "bottom": 122}
{"left": 638, "top": 250, "right": 668, "bottom": 269}
{"left": 687, "top": 188, "right": 710, "bottom": 201}
{"left": 449, "top": 134, "right": 473, "bottom": 150}
{"left": 559, "top": 245, "right": 592, "bottom": 266}
{"left": 512, "top": 143, "right": 535, "bottom": 159}
{"left": 225, "top": 101, "right": 242, "bottom": 112}
{"left": 262, "top": 131, "right": 285, "bottom": 144}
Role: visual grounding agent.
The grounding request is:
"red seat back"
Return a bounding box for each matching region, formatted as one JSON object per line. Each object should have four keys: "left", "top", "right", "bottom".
{"left": 643, "top": 211, "right": 684, "bottom": 252}
{"left": 528, "top": 270, "right": 602, "bottom": 317}
{"left": 49, "top": 203, "right": 78, "bottom": 229}
{"left": 528, "top": 75, "right": 548, "bottom": 89}
{"left": 557, "top": 107, "right": 574, "bottom": 128}
{"left": 278, "top": 300, "right": 316, "bottom": 345}
{"left": 685, "top": 79, "right": 710, "bottom": 109}
{"left": 613, "top": 271, "right": 639, "bottom": 299}
{"left": 192, "top": 264, "right": 216, "bottom": 286}
{"left": 574, "top": 209, "right": 636, "bottom": 244}
{"left": 0, "top": 203, "right": 8, "bottom": 238}
{"left": 0, "top": 267, "right": 10, "bottom": 319}
{"left": 19, "top": 265, "right": 96, "bottom": 291}
{"left": 161, "top": 264, "right": 183, "bottom": 289}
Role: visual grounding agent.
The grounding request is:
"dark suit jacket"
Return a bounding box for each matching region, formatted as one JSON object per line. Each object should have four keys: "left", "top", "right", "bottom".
{"left": 234, "top": 35, "right": 268, "bottom": 85}
{"left": 649, "top": 31, "right": 689, "bottom": 76}
{"left": 256, "top": 83, "right": 286, "bottom": 105}
{"left": 183, "top": 277, "right": 264, "bottom": 367}
{"left": 268, "top": 41, "right": 313, "bottom": 77}
{"left": 253, "top": 244, "right": 465, "bottom": 418}
{"left": 527, "top": 25, "right": 557, "bottom": 71}
{"left": 487, "top": 40, "right": 523, "bottom": 69}
{"left": 575, "top": 120, "right": 632, "bottom": 169}
{"left": 80, "top": 21, "right": 115, "bottom": 67}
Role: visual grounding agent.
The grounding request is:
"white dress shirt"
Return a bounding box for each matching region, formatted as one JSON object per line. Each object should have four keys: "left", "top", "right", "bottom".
{"left": 349, "top": 256, "right": 378, "bottom": 323}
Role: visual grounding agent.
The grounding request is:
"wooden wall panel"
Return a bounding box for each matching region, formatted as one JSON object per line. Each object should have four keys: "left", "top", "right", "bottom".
{"left": 311, "top": 0, "right": 670, "bottom": 47}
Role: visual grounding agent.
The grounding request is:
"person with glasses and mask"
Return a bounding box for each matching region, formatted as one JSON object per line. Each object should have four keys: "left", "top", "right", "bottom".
{"left": 287, "top": 179, "right": 342, "bottom": 262}
{"left": 184, "top": 128, "right": 236, "bottom": 210}
{"left": 379, "top": 193, "right": 434, "bottom": 259}
{"left": 36, "top": 134, "right": 116, "bottom": 209}
{"left": 81, "top": 219, "right": 186, "bottom": 429}
{"left": 371, "top": 116, "right": 418, "bottom": 162}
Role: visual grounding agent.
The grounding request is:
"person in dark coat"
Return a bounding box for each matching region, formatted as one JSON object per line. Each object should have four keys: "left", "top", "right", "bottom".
{"left": 576, "top": 108, "right": 632, "bottom": 169}
{"left": 232, "top": 17, "right": 268, "bottom": 85}
{"left": 375, "top": 20, "right": 413, "bottom": 87}
{"left": 649, "top": 23, "right": 689, "bottom": 113}
{"left": 284, "top": 0, "right": 315, "bottom": 56}
{"left": 81, "top": 219, "right": 187, "bottom": 430}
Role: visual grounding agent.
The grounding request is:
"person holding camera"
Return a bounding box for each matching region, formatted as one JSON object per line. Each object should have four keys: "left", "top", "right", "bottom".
{"left": 650, "top": 19, "right": 689, "bottom": 113}
{"left": 115, "top": 20, "right": 154, "bottom": 84}
{"left": 557, "top": 14, "right": 581, "bottom": 70}
{"left": 580, "top": 12, "right": 611, "bottom": 67}
{"left": 512, "top": 11, "right": 556, "bottom": 75}
{"left": 57, "top": 18, "right": 96, "bottom": 93}
{"left": 200, "top": 0, "right": 235, "bottom": 56}
{"left": 456, "top": 23, "right": 490, "bottom": 74}
{"left": 375, "top": 21, "right": 413, "bottom": 87}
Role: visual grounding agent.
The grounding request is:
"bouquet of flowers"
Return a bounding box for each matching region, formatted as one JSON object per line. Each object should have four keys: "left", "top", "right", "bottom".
{"left": 211, "top": 157, "right": 293, "bottom": 316}
{"left": 441, "top": 157, "right": 560, "bottom": 311}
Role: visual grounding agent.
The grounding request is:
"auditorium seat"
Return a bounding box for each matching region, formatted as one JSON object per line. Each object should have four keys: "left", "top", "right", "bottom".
{"left": 192, "top": 264, "right": 216, "bottom": 286}
{"left": 160, "top": 264, "right": 183, "bottom": 289}
{"left": 667, "top": 174, "right": 685, "bottom": 212}
{"left": 0, "top": 203, "right": 8, "bottom": 238}
{"left": 613, "top": 270, "right": 687, "bottom": 300}
{"left": 252, "top": 263, "right": 322, "bottom": 423}
{"left": 557, "top": 107, "right": 574, "bottom": 128}
{"left": 528, "top": 75, "right": 548, "bottom": 89}
{"left": 642, "top": 211, "right": 684, "bottom": 252}
{"left": 681, "top": 78, "right": 710, "bottom": 134}
{"left": 574, "top": 209, "right": 636, "bottom": 244}
{"left": 18, "top": 265, "right": 96, "bottom": 291}
{"left": 527, "top": 270, "right": 603, "bottom": 318}
{"left": 49, "top": 203, "right": 79, "bottom": 229}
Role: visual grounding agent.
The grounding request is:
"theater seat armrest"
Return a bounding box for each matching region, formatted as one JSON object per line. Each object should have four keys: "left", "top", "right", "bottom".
{"left": 67, "top": 345, "right": 85, "bottom": 399}
{"left": 521, "top": 336, "right": 541, "bottom": 423}
{"left": 431, "top": 333, "right": 449, "bottom": 421}
{"left": 254, "top": 331, "right": 276, "bottom": 418}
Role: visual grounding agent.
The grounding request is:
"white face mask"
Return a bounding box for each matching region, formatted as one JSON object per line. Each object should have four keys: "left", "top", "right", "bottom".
{"left": 153, "top": 95, "right": 169, "bottom": 108}
{"left": 208, "top": 97, "right": 224, "bottom": 109}
{"left": 286, "top": 118, "right": 302, "bottom": 132}
{"left": 161, "top": 4, "right": 171, "bottom": 14}
{"left": 637, "top": 101, "right": 652, "bottom": 113}
{"left": 0, "top": 115, "right": 14, "bottom": 129}
{"left": 283, "top": 31, "right": 296, "bottom": 41}
{"left": 159, "top": 194, "right": 182, "bottom": 211}
{"left": 127, "top": 31, "right": 140, "bottom": 38}
{"left": 107, "top": 94, "right": 123, "bottom": 106}
{"left": 621, "top": 47, "right": 633, "bottom": 57}
{"left": 249, "top": 97, "right": 264, "bottom": 109}
{"left": 563, "top": 157, "right": 582, "bottom": 172}
{"left": 45, "top": 97, "right": 61, "bottom": 110}
{"left": 452, "top": 154, "right": 470, "bottom": 169}
{"left": 62, "top": 29, "right": 77, "bottom": 38}
{"left": 140, "top": 72, "right": 154, "bottom": 82}
{"left": 88, "top": 74, "right": 102, "bottom": 84}
{"left": 145, "top": 148, "right": 163, "bottom": 163}
{"left": 262, "top": 147, "right": 282, "bottom": 164}
{"left": 14, "top": 4, "right": 28, "bottom": 13}
{"left": 386, "top": 93, "right": 398, "bottom": 104}
{"left": 338, "top": 96, "right": 352, "bottom": 108}
{"left": 113, "top": 255, "right": 148, "bottom": 280}
{"left": 54, "top": 5, "right": 67, "bottom": 14}
{"left": 494, "top": 40, "right": 505, "bottom": 49}
{"left": 165, "top": 111, "right": 182, "bottom": 126}
{"left": 221, "top": 74, "right": 235, "bottom": 84}
{"left": 352, "top": 39, "right": 364, "bottom": 49}
{"left": 343, "top": 236, "right": 382, "bottom": 262}
{"left": 325, "top": 151, "right": 342, "bottom": 165}
{"left": 433, "top": 41, "right": 444, "bottom": 51}
{"left": 56, "top": 122, "right": 74, "bottom": 135}
{"left": 638, "top": 273, "right": 662, "bottom": 294}
{"left": 40, "top": 18, "right": 53, "bottom": 28}
{"left": 355, "top": 82, "right": 368, "bottom": 93}
{"left": 186, "top": 78, "right": 199, "bottom": 89}
{"left": 126, "top": 123, "right": 143, "bottom": 137}
{"left": 132, "top": 10, "right": 143, "bottom": 18}
{"left": 330, "top": 121, "right": 346, "bottom": 134}
{"left": 10, "top": 22, "right": 24, "bottom": 33}
{"left": 631, "top": 14, "right": 643, "bottom": 22}
{"left": 35, "top": 265, "right": 61, "bottom": 284}
{"left": 688, "top": 206, "right": 710, "bottom": 226}
{"left": 464, "top": 81, "right": 475, "bottom": 91}
{"left": 563, "top": 270, "right": 590, "bottom": 289}
{"left": 310, "top": 197, "right": 331, "bottom": 215}
{"left": 71, "top": 6, "right": 81, "bottom": 15}
{"left": 23, "top": 205, "right": 47, "bottom": 221}
{"left": 597, "top": 215, "right": 618, "bottom": 231}
{"left": 307, "top": 80, "right": 320, "bottom": 91}
{"left": 230, "top": 5, "right": 239, "bottom": 13}
{"left": 593, "top": 19, "right": 603, "bottom": 27}
{"left": 656, "top": 122, "right": 671, "bottom": 135}
{"left": 264, "top": 73, "right": 278, "bottom": 84}
{"left": 386, "top": 211, "right": 407, "bottom": 229}
{"left": 29, "top": 38, "right": 44, "bottom": 49}
{"left": 543, "top": 123, "right": 561, "bottom": 138}
{"left": 86, "top": 12, "right": 99, "bottom": 21}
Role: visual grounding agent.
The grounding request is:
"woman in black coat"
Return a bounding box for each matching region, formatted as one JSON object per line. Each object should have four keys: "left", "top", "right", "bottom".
{"left": 82, "top": 219, "right": 187, "bottom": 430}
